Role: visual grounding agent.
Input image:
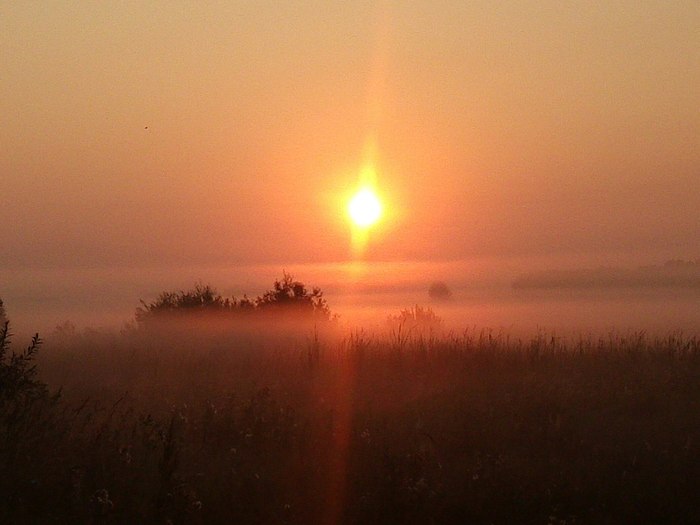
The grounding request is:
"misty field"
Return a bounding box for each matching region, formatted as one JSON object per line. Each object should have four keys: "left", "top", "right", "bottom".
{"left": 2, "top": 313, "right": 699, "bottom": 525}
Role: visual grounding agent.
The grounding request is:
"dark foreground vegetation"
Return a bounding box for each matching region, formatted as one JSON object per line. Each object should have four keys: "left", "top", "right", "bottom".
{"left": 1, "top": 281, "right": 700, "bottom": 524}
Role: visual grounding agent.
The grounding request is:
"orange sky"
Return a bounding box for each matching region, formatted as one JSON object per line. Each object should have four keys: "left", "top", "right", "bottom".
{"left": 2, "top": 1, "right": 699, "bottom": 270}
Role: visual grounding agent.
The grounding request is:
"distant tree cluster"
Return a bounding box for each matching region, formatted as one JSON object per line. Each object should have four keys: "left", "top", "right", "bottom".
{"left": 428, "top": 281, "right": 452, "bottom": 300}
{"left": 135, "top": 272, "right": 331, "bottom": 326}
{"left": 513, "top": 259, "right": 700, "bottom": 290}
{"left": 663, "top": 258, "right": 700, "bottom": 268}
{"left": 254, "top": 273, "right": 329, "bottom": 317}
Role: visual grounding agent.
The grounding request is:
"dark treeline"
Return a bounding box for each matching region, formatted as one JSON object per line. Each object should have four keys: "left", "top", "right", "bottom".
{"left": 513, "top": 259, "right": 700, "bottom": 290}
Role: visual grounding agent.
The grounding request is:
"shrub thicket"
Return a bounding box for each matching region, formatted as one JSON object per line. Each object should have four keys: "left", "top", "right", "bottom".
{"left": 387, "top": 304, "right": 443, "bottom": 334}
{"left": 135, "top": 272, "right": 331, "bottom": 326}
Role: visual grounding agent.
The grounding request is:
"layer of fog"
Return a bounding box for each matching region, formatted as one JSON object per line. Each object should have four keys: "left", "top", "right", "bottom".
{"left": 2, "top": 258, "right": 699, "bottom": 338}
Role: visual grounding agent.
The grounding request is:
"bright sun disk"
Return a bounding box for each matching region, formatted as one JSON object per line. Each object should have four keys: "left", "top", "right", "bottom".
{"left": 348, "top": 188, "right": 382, "bottom": 228}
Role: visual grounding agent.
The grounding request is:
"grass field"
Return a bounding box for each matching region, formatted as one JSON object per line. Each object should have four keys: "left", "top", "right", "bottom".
{"left": 2, "top": 317, "right": 700, "bottom": 524}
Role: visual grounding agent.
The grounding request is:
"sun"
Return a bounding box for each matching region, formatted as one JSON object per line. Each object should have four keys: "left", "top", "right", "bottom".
{"left": 348, "top": 188, "right": 382, "bottom": 228}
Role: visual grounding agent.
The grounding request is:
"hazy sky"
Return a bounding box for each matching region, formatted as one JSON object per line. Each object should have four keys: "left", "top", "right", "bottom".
{"left": 2, "top": 1, "right": 699, "bottom": 270}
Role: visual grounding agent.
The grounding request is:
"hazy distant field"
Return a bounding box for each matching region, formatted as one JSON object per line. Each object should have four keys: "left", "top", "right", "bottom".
{"left": 3, "top": 260, "right": 699, "bottom": 337}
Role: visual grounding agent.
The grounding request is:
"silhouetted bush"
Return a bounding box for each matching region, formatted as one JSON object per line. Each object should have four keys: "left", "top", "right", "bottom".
{"left": 387, "top": 305, "right": 443, "bottom": 334}
{"left": 0, "top": 322, "right": 49, "bottom": 405}
{"left": 428, "top": 281, "right": 452, "bottom": 300}
{"left": 0, "top": 297, "right": 7, "bottom": 325}
{"left": 135, "top": 283, "right": 252, "bottom": 325}
{"left": 135, "top": 273, "right": 331, "bottom": 326}
{"left": 255, "top": 271, "right": 330, "bottom": 320}
{"left": 1, "top": 320, "right": 64, "bottom": 521}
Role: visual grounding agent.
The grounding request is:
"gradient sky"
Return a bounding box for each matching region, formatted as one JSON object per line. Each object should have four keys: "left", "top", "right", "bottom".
{"left": 2, "top": 1, "right": 699, "bottom": 271}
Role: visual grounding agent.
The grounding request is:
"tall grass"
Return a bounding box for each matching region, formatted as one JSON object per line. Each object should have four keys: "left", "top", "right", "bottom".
{"left": 2, "top": 317, "right": 700, "bottom": 523}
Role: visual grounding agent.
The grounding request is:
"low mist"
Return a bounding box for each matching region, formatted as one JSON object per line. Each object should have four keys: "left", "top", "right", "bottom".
{"left": 2, "top": 258, "right": 699, "bottom": 339}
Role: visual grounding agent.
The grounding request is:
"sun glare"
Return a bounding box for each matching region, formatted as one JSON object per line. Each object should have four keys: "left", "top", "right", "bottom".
{"left": 348, "top": 188, "right": 382, "bottom": 228}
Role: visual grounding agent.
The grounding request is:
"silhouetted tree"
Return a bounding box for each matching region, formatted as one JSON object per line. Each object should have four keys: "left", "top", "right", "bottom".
{"left": 255, "top": 272, "right": 331, "bottom": 320}
{"left": 135, "top": 274, "right": 331, "bottom": 326}
{"left": 428, "top": 281, "right": 452, "bottom": 300}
